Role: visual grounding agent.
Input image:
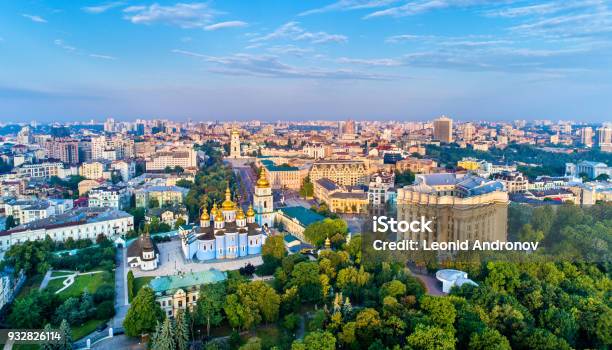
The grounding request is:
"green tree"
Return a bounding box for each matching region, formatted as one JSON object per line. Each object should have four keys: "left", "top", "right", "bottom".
{"left": 127, "top": 270, "right": 135, "bottom": 301}
{"left": 152, "top": 318, "right": 176, "bottom": 350}
{"left": 123, "top": 286, "right": 164, "bottom": 337}
{"left": 224, "top": 294, "right": 258, "bottom": 331}
{"left": 299, "top": 176, "right": 314, "bottom": 198}
{"left": 196, "top": 283, "right": 225, "bottom": 336}
{"left": 405, "top": 324, "right": 455, "bottom": 350}
{"left": 303, "top": 218, "right": 348, "bottom": 247}
{"left": 174, "top": 310, "right": 189, "bottom": 350}
{"left": 294, "top": 331, "right": 335, "bottom": 350}
{"left": 469, "top": 328, "right": 511, "bottom": 350}
{"left": 420, "top": 296, "right": 456, "bottom": 329}
{"left": 5, "top": 215, "right": 16, "bottom": 230}
{"left": 57, "top": 319, "right": 73, "bottom": 350}
{"left": 355, "top": 308, "right": 381, "bottom": 343}
{"left": 290, "top": 262, "right": 322, "bottom": 303}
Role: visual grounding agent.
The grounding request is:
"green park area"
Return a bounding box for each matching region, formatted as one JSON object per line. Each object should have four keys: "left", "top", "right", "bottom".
{"left": 1, "top": 237, "right": 118, "bottom": 341}
{"left": 46, "top": 271, "right": 113, "bottom": 299}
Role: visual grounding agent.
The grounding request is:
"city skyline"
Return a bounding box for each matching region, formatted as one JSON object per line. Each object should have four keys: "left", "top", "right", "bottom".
{"left": 1, "top": 0, "right": 612, "bottom": 121}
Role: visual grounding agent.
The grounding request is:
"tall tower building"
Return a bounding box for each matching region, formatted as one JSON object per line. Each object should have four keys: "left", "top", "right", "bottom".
{"left": 229, "top": 129, "right": 241, "bottom": 158}
{"left": 462, "top": 123, "right": 475, "bottom": 142}
{"left": 581, "top": 127, "right": 593, "bottom": 147}
{"left": 597, "top": 125, "right": 612, "bottom": 146}
{"left": 433, "top": 116, "right": 453, "bottom": 143}
{"left": 253, "top": 168, "right": 274, "bottom": 229}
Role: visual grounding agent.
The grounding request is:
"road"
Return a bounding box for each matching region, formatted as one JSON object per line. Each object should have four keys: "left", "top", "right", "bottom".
{"left": 233, "top": 166, "right": 257, "bottom": 205}
{"left": 113, "top": 246, "right": 129, "bottom": 328}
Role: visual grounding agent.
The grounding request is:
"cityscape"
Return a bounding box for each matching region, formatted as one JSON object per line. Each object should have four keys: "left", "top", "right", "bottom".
{"left": 1, "top": 1, "right": 611, "bottom": 350}
{"left": 0, "top": 117, "right": 610, "bottom": 350}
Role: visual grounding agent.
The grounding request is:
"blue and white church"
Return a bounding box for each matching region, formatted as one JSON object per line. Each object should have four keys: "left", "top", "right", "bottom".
{"left": 179, "top": 169, "right": 274, "bottom": 261}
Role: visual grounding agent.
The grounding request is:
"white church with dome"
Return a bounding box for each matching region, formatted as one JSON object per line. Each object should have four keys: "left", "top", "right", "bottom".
{"left": 179, "top": 168, "right": 274, "bottom": 261}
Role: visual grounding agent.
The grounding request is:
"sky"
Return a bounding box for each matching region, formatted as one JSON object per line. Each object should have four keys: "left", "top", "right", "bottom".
{"left": 0, "top": 0, "right": 611, "bottom": 122}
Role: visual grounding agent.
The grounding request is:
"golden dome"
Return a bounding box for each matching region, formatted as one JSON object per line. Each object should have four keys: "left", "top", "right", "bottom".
{"left": 214, "top": 208, "right": 224, "bottom": 222}
{"left": 236, "top": 207, "right": 245, "bottom": 220}
{"left": 200, "top": 208, "right": 210, "bottom": 221}
{"left": 256, "top": 168, "right": 270, "bottom": 188}
{"left": 231, "top": 129, "right": 239, "bottom": 135}
{"left": 221, "top": 185, "right": 235, "bottom": 210}
{"left": 246, "top": 204, "right": 256, "bottom": 217}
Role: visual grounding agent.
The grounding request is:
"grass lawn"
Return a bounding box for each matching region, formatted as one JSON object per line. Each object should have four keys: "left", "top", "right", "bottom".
{"left": 131, "top": 276, "right": 154, "bottom": 302}
{"left": 51, "top": 270, "right": 75, "bottom": 277}
{"left": 46, "top": 272, "right": 113, "bottom": 299}
{"left": 72, "top": 318, "right": 108, "bottom": 340}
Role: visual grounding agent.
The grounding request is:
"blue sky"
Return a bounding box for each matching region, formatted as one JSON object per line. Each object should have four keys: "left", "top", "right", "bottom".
{"left": 0, "top": 0, "right": 611, "bottom": 122}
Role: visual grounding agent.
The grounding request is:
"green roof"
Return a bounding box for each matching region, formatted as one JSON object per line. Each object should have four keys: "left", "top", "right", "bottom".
{"left": 149, "top": 269, "right": 226, "bottom": 293}
{"left": 261, "top": 159, "right": 299, "bottom": 171}
{"left": 279, "top": 206, "right": 324, "bottom": 227}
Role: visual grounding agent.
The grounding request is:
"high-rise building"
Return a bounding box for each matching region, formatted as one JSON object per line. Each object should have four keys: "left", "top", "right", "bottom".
{"left": 597, "top": 125, "right": 612, "bottom": 146}
{"left": 229, "top": 129, "right": 241, "bottom": 158}
{"left": 462, "top": 123, "right": 475, "bottom": 142}
{"left": 44, "top": 138, "right": 79, "bottom": 164}
{"left": 581, "top": 127, "right": 593, "bottom": 147}
{"left": 433, "top": 116, "right": 453, "bottom": 143}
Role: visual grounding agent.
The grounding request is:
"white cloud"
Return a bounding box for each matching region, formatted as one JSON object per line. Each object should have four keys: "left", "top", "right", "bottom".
{"left": 172, "top": 49, "right": 392, "bottom": 80}
{"left": 204, "top": 21, "right": 248, "bottom": 31}
{"left": 337, "top": 57, "right": 402, "bottom": 66}
{"left": 250, "top": 22, "right": 347, "bottom": 44}
{"left": 385, "top": 34, "right": 428, "bottom": 43}
{"left": 22, "top": 14, "right": 47, "bottom": 23}
{"left": 510, "top": 11, "right": 612, "bottom": 38}
{"left": 123, "top": 3, "right": 217, "bottom": 28}
{"left": 365, "top": 0, "right": 507, "bottom": 19}
{"left": 89, "top": 53, "right": 117, "bottom": 60}
{"left": 267, "top": 45, "right": 314, "bottom": 57}
{"left": 82, "top": 2, "right": 125, "bottom": 14}
{"left": 55, "top": 39, "right": 117, "bottom": 60}
{"left": 54, "top": 39, "right": 77, "bottom": 52}
{"left": 299, "top": 0, "right": 398, "bottom": 16}
{"left": 487, "top": 0, "right": 605, "bottom": 18}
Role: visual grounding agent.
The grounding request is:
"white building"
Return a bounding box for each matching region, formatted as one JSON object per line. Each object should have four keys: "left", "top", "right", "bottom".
{"left": 88, "top": 186, "right": 131, "bottom": 210}
{"left": 127, "top": 233, "right": 159, "bottom": 271}
{"left": 16, "top": 162, "right": 63, "bottom": 180}
{"left": 145, "top": 146, "right": 197, "bottom": 171}
{"left": 4, "top": 198, "right": 73, "bottom": 226}
{"left": 368, "top": 171, "right": 395, "bottom": 206}
{"left": 0, "top": 208, "right": 133, "bottom": 252}
{"left": 436, "top": 269, "right": 478, "bottom": 293}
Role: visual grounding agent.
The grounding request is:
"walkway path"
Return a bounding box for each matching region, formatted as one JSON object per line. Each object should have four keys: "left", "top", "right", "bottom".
{"left": 112, "top": 246, "right": 129, "bottom": 329}
{"left": 54, "top": 271, "right": 104, "bottom": 294}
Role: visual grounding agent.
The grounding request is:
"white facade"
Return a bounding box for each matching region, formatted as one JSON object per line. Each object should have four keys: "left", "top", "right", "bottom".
{"left": 0, "top": 209, "right": 133, "bottom": 252}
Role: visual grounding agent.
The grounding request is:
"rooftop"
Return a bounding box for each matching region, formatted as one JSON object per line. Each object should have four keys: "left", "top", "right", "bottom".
{"left": 278, "top": 206, "right": 324, "bottom": 228}
{"left": 149, "top": 269, "right": 226, "bottom": 294}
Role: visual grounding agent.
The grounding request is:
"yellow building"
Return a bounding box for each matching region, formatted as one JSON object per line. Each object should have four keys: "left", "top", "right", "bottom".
{"left": 309, "top": 160, "right": 368, "bottom": 187}
{"left": 79, "top": 161, "right": 106, "bottom": 180}
{"left": 457, "top": 158, "right": 481, "bottom": 171}
{"left": 397, "top": 173, "right": 508, "bottom": 244}
{"left": 314, "top": 178, "right": 368, "bottom": 214}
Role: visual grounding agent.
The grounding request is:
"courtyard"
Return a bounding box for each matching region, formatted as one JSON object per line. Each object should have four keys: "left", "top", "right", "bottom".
{"left": 130, "top": 238, "right": 263, "bottom": 278}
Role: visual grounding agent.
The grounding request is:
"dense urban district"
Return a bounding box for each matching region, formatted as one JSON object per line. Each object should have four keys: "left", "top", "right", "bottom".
{"left": 0, "top": 117, "right": 610, "bottom": 350}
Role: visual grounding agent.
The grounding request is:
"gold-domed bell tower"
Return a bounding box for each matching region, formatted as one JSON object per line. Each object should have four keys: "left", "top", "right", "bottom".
{"left": 230, "top": 129, "right": 241, "bottom": 158}
{"left": 253, "top": 167, "right": 274, "bottom": 228}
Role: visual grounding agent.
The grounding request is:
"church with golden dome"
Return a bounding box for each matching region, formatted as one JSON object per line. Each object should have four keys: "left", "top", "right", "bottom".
{"left": 179, "top": 169, "right": 273, "bottom": 261}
